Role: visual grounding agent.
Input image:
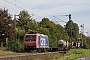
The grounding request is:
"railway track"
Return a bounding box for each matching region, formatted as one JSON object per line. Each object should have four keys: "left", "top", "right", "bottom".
{"left": 0, "top": 51, "right": 66, "bottom": 60}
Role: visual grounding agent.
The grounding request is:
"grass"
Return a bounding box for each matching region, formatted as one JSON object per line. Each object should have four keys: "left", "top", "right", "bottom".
{"left": 0, "top": 50, "right": 15, "bottom": 54}
{"left": 0, "top": 49, "right": 90, "bottom": 60}
{"left": 54, "top": 49, "right": 90, "bottom": 60}
{"left": 28, "top": 49, "right": 90, "bottom": 60}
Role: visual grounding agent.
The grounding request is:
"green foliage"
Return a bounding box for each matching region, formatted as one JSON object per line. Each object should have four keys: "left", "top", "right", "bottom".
{"left": 17, "top": 10, "right": 31, "bottom": 33}
{"left": 7, "top": 40, "right": 16, "bottom": 51}
{"left": 56, "top": 24, "right": 69, "bottom": 40}
{"left": 86, "top": 36, "right": 90, "bottom": 49}
{"left": 65, "top": 20, "right": 80, "bottom": 42}
{"left": 16, "top": 27, "right": 25, "bottom": 39}
{"left": 39, "top": 18, "right": 69, "bottom": 47}
{"left": 54, "top": 49, "right": 90, "bottom": 60}
{"left": 16, "top": 10, "right": 39, "bottom": 39}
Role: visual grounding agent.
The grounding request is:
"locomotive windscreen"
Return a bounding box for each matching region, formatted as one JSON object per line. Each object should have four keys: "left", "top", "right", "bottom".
{"left": 25, "top": 35, "right": 36, "bottom": 41}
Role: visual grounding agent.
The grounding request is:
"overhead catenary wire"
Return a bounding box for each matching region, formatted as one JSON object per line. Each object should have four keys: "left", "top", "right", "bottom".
{"left": 15, "top": 0, "right": 33, "bottom": 10}
{"left": 0, "top": 0, "right": 42, "bottom": 24}
{"left": 0, "top": 4, "right": 17, "bottom": 16}
{"left": 15, "top": 0, "right": 49, "bottom": 18}
{"left": 4, "top": 0, "right": 24, "bottom": 10}
{"left": 3, "top": 0, "right": 57, "bottom": 22}
{"left": 53, "top": 16, "right": 67, "bottom": 23}
{"left": 3, "top": 0, "right": 42, "bottom": 19}
{"left": 15, "top": 0, "right": 60, "bottom": 20}
{"left": 3, "top": 0, "right": 67, "bottom": 24}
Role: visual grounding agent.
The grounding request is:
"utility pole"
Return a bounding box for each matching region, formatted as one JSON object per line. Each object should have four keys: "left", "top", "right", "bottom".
{"left": 69, "top": 14, "right": 72, "bottom": 42}
{"left": 86, "top": 31, "right": 89, "bottom": 49}
{"left": 14, "top": 15, "right": 16, "bottom": 42}
{"left": 80, "top": 24, "right": 84, "bottom": 47}
{"left": 65, "top": 14, "right": 72, "bottom": 48}
{"left": 65, "top": 14, "right": 72, "bottom": 41}
{"left": 63, "top": 14, "right": 72, "bottom": 43}
{"left": 14, "top": 14, "right": 19, "bottom": 42}
{"left": 14, "top": 14, "right": 19, "bottom": 51}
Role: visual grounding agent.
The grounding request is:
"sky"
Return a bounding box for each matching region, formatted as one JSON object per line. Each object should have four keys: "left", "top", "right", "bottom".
{"left": 0, "top": 0, "right": 90, "bottom": 36}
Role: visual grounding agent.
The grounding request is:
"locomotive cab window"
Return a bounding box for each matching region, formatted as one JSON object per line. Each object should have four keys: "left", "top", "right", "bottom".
{"left": 25, "top": 35, "right": 36, "bottom": 41}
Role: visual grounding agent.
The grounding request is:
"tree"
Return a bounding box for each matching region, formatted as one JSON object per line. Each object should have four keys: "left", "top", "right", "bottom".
{"left": 39, "top": 18, "right": 57, "bottom": 47}
{"left": 16, "top": 10, "right": 39, "bottom": 50}
{"left": 0, "top": 8, "right": 14, "bottom": 47}
{"left": 65, "top": 20, "right": 79, "bottom": 42}
{"left": 56, "top": 24, "right": 69, "bottom": 40}
{"left": 16, "top": 10, "right": 37, "bottom": 39}
{"left": 39, "top": 18, "right": 69, "bottom": 47}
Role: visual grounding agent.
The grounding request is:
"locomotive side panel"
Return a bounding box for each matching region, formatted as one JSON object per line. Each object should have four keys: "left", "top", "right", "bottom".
{"left": 37, "top": 34, "right": 49, "bottom": 48}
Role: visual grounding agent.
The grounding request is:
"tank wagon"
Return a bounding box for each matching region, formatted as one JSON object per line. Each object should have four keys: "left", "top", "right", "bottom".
{"left": 24, "top": 32, "right": 71, "bottom": 52}
{"left": 58, "top": 40, "right": 71, "bottom": 51}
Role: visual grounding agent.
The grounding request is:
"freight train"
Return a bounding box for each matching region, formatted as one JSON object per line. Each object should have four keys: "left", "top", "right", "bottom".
{"left": 24, "top": 32, "right": 72, "bottom": 52}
